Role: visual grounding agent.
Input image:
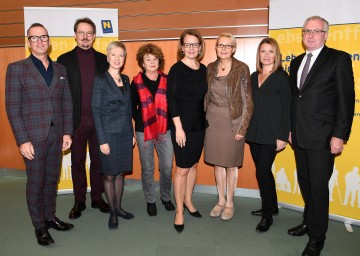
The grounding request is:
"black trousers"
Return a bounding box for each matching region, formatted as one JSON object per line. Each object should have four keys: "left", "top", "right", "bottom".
{"left": 249, "top": 143, "right": 278, "bottom": 219}
{"left": 293, "top": 144, "right": 334, "bottom": 242}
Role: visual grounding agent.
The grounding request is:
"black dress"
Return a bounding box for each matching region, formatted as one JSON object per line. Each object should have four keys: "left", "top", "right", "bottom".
{"left": 167, "top": 61, "right": 207, "bottom": 168}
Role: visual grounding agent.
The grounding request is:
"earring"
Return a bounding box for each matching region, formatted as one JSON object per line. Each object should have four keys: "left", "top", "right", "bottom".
{"left": 182, "top": 51, "right": 184, "bottom": 55}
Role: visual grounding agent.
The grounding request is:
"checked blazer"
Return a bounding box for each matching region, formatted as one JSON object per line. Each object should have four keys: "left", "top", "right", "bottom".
{"left": 5, "top": 56, "right": 73, "bottom": 145}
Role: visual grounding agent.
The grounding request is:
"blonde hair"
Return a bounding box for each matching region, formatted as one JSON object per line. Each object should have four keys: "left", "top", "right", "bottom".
{"left": 216, "top": 33, "right": 237, "bottom": 56}
{"left": 107, "top": 41, "right": 127, "bottom": 57}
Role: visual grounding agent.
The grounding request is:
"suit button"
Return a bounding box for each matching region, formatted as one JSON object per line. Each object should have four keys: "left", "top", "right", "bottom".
{"left": 299, "top": 95, "right": 302, "bottom": 98}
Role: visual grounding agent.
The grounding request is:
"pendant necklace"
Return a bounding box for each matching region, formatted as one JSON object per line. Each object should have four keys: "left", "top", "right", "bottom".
{"left": 113, "top": 74, "right": 121, "bottom": 83}
{"left": 220, "top": 61, "right": 231, "bottom": 71}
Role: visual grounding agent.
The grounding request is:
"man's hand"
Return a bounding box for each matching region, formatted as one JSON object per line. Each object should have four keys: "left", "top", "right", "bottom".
{"left": 62, "top": 135, "right": 72, "bottom": 151}
{"left": 20, "top": 142, "right": 35, "bottom": 160}
{"left": 330, "top": 137, "right": 344, "bottom": 154}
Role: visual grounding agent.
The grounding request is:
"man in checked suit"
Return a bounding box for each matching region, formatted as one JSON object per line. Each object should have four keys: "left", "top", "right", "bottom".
{"left": 57, "top": 17, "right": 109, "bottom": 219}
{"left": 287, "top": 16, "right": 355, "bottom": 256}
{"left": 5, "top": 23, "right": 74, "bottom": 246}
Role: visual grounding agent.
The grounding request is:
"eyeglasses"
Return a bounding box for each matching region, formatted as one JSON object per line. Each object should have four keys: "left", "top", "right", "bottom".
{"left": 77, "top": 31, "right": 94, "bottom": 37}
{"left": 216, "top": 44, "right": 233, "bottom": 49}
{"left": 28, "top": 35, "right": 49, "bottom": 43}
{"left": 183, "top": 43, "right": 200, "bottom": 48}
{"left": 302, "top": 29, "right": 326, "bottom": 35}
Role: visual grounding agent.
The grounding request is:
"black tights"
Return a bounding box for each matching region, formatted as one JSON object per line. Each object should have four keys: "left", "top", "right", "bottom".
{"left": 104, "top": 173, "right": 130, "bottom": 214}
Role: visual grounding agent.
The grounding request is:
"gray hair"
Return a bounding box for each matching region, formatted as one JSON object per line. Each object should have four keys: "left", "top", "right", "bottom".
{"left": 303, "top": 16, "right": 329, "bottom": 32}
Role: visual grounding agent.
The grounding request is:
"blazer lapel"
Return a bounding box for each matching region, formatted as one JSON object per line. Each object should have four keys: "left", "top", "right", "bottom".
{"left": 25, "top": 57, "right": 49, "bottom": 90}
{"left": 120, "top": 74, "right": 130, "bottom": 96}
{"left": 105, "top": 72, "right": 124, "bottom": 98}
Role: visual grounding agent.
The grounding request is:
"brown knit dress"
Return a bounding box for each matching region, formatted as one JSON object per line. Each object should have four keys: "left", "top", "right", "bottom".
{"left": 204, "top": 75, "right": 245, "bottom": 167}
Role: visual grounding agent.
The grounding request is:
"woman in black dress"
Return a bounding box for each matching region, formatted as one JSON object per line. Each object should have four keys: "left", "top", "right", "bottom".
{"left": 92, "top": 41, "right": 136, "bottom": 229}
{"left": 246, "top": 38, "right": 291, "bottom": 232}
{"left": 167, "top": 29, "right": 208, "bottom": 233}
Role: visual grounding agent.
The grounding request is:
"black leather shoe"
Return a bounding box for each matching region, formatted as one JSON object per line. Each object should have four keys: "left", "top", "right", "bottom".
{"left": 45, "top": 217, "right": 74, "bottom": 231}
{"left": 116, "top": 208, "right": 135, "bottom": 220}
{"left": 161, "top": 198, "right": 175, "bottom": 211}
{"left": 35, "top": 228, "right": 54, "bottom": 246}
{"left": 256, "top": 218, "right": 273, "bottom": 232}
{"left": 69, "top": 202, "right": 86, "bottom": 219}
{"left": 147, "top": 203, "right": 157, "bottom": 216}
{"left": 251, "top": 207, "right": 279, "bottom": 216}
{"left": 108, "top": 211, "right": 118, "bottom": 230}
{"left": 91, "top": 198, "right": 110, "bottom": 213}
{"left": 174, "top": 224, "right": 184, "bottom": 233}
{"left": 288, "top": 223, "right": 308, "bottom": 236}
{"left": 184, "top": 204, "right": 202, "bottom": 218}
{"left": 302, "top": 240, "right": 324, "bottom": 256}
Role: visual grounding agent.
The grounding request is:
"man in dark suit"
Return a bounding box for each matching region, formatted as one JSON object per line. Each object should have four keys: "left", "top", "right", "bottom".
{"left": 6, "top": 23, "right": 74, "bottom": 246}
{"left": 288, "top": 16, "right": 355, "bottom": 256}
{"left": 57, "top": 17, "right": 109, "bottom": 219}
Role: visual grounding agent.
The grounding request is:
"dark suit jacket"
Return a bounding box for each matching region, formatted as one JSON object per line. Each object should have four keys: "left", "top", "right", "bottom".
{"left": 289, "top": 45, "right": 355, "bottom": 149}
{"left": 92, "top": 72, "right": 132, "bottom": 145}
{"left": 246, "top": 69, "right": 291, "bottom": 144}
{"left": 57, "top": 47, "right": 108, "bottom": 128}
{"left": 5, "top": 56, "right": 73, "bottom": 145}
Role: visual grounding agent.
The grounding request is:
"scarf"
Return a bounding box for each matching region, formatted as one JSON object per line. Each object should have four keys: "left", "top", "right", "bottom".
{"left": 133, "top": 71, "right": 168, "bottom": 141}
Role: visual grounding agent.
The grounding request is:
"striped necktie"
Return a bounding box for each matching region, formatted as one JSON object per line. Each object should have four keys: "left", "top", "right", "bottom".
{"left": 299, "top": 53, "right": 313, "bottom": 90}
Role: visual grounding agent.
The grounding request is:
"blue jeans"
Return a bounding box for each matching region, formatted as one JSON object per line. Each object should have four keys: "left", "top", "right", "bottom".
{"left": 136, "top": 130, "right": 174, "bottom": 203}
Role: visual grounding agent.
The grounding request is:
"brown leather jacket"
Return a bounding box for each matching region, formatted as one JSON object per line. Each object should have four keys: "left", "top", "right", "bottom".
{"left": 205, "top": 57, "right": 253, "bottom": 136}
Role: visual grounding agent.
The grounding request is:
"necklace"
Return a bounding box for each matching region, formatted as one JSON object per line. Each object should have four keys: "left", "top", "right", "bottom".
{"left": 114, "top": 75, "right": 121, "bottom": 83}
{"left": 220, "top": 61, "right": 231, "bottom": 71}
{"left": 110, "top": 72, "right": 122, "bottom": 83}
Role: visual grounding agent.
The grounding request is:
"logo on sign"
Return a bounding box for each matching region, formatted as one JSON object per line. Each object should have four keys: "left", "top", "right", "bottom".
{"left": 101, "top": 20, "right": 113, "bottom": 34}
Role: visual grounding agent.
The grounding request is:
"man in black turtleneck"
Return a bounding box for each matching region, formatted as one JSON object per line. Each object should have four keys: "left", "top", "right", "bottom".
{"left": 58, "top": 17, "right": 109, "bottom": 219}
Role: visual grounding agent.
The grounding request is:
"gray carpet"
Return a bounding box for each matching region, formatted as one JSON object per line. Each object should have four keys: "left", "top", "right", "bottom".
{"left": 0, "top": 176, "right": 358, "bottom": 256}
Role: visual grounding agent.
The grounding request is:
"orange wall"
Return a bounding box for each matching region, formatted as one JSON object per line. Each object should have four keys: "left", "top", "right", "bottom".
{"left": 0, "top": 47, "right": 26, "bottom": 170}
{"left": 0, "top": 38, "right": 260, "bottom": 189}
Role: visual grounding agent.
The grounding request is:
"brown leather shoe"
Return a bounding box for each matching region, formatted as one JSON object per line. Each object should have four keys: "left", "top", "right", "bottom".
{"left": 69, "top": 202, "right": 86, "bottom": 219}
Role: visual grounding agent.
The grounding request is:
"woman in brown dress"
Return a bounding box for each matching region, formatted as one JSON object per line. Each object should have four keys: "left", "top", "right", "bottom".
{"left": 204, "top": 33, "right": 253, "bottom": 221}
